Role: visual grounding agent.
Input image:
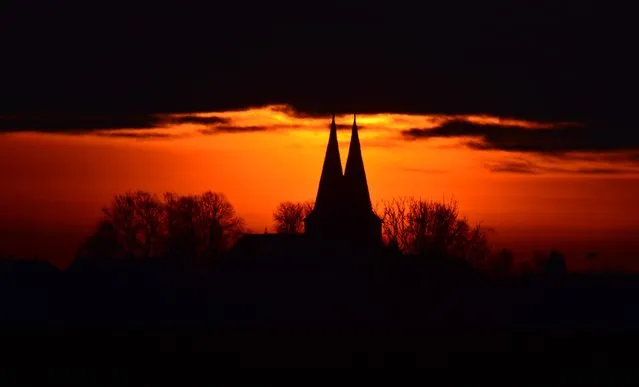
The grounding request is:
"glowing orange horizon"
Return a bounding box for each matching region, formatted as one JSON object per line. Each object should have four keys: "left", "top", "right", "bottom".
{"left": 1, "top": 104, "right": 638, "bottom": 268}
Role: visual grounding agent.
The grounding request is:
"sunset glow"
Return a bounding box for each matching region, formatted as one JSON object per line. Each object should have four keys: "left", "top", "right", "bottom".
{"left": 1, "top": 104, "right": 638, "bottom": 269}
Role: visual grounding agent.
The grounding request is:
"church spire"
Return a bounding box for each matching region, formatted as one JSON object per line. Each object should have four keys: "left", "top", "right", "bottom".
{"left": 305, "top": 113, "right": 382, "bottom": 245}
{"left": 344, "top": 113, "right": 373, "bottom": 210}
{"left": 312, "top": 113, "right": 343, "bottom": 213}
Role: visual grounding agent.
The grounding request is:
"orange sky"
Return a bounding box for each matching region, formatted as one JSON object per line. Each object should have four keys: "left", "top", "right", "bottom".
{"left": 1, "top": 105, "right": 638, "bottom": 269}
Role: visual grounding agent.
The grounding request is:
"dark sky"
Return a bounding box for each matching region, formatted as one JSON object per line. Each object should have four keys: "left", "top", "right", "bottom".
{"left": 0, "top": 2, "right": 636, "bottom": 127}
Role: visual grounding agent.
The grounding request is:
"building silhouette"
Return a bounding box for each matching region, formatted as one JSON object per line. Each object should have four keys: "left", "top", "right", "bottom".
{"left": 304, "top": 114, "right": 382, "bottom": 246}
{"left": 230, "top": 114, "right": 382, "bottom": 261}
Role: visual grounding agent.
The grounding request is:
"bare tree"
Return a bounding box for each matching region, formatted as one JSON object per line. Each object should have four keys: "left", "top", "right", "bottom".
{"left": 378, "top": 196, "right": 491, "bottom": 262}
{"left": 163, "top": 191, "right": 246, "bottom": 259}
{"left": 273, "top": 201, "right": 314, "bottom": 234}
{"left": 464, "top": 223, "right": 492, "bottom": 265}
{"left": 102, "top": 192, "right": 138, "bottom": 256}
{"left": 196, "top": 191, "right": 246, "bottom": 256}
{"left": 84, "top": 190, "right": 246, "bottom": 262}
{"left": 102, "top": 190, "right": 163, "bottom": 258}
{"left": 134, "top": 191, "right": 164, "bottom": 257}
{"left": 376, "top": 197, "right": 412, "bottom": 249}
{"left": 163, "top": 192, "right": 201, "bottom": 260}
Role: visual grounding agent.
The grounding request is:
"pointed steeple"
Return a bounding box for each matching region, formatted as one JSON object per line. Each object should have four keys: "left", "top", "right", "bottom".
{"left": 344, "top": 113, "right": 373, "bottom": 210}
{"left": 312, "top": 114, "right": 343, "bottom": 213}
{"left": 305, "top": 113, "right": 382, "bottom": 245}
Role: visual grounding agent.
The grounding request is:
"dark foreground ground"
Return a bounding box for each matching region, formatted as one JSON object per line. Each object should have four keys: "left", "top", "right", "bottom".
{"left": 2, "top": 255, "right": 639, "bottom": 382}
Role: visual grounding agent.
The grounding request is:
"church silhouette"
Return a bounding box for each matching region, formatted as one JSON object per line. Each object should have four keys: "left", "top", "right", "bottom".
{"left": 230, "top": 115, "right": 383, "bottom": 261}
{"left": 304, "top": 114, "right": 382, "bottom": 245}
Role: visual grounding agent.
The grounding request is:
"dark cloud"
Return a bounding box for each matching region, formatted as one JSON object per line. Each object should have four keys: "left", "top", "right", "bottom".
{"left": 169, "top": 116, "right": 230, "bottom": 125}
{"left": 486, "top": 159, "right": 638, "bottom": 175}
{"left": 270, "top": 105, "right": 317, "bottom": 119}
{"left": 94, "top": 132, "right": 184, "bottom": 140}
{"left": 270, "top": 106, "right": 364, "bottom": 126}
{"left": 403, "top": 120, "right": 639, "bottom": 156}
{"left": 574, "top": 167, "right": 633, "bottom": 175}
{"left": 486, "top": 160, "right": 540, "bottom": 174}
{"left": 199, "top": 123, "right": 361, "bottom": 135}
{"left": 538, "top": 151, "right": 639, "bottom": 165}
{"left": 1, "top": 3, "right": 635, "bottom": 134}
{"left": 0, "top": 113, "right": 233, "bottom": 135}
{"left": 0, "top": 110, "right": 364, "bottom": 136}
{"left": 0, "top": 113, "right": 163, "bottom": 133}
{"left": 199, "top": 126, "right": 268, "bottom": 135}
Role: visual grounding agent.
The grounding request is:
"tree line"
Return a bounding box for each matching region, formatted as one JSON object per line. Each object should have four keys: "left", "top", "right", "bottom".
{"left": 77, "top": 191, "right": 245, "bottom": 262}
{"left": 77, "top": 190, "right": 524, "bottom": 272}
{"left": 273, "top": 197, "right": 513, "bottom": 273}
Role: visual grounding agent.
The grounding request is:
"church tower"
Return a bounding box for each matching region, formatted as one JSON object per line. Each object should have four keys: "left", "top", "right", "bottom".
{"left": 342, "top": 114, "right": 382, "bottom": 245}
{"left": 303, "top": 114, "right": 345, "bottom": 240}
{"left": 311, "top": 114, "right": 342, "bottom": 215}
{"left": 344, "top": 114, "right": 373, "bottom": 211}
{"left": 304, "top": 114, "right": 382, "bottom": 246}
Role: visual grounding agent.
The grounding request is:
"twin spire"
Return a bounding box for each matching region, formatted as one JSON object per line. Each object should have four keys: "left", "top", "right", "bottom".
{"left": 313, "top": 113, "right": 373, "bottom": 212}
{"left": 305, "top": 113, "right": 382, "bottom": 244}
